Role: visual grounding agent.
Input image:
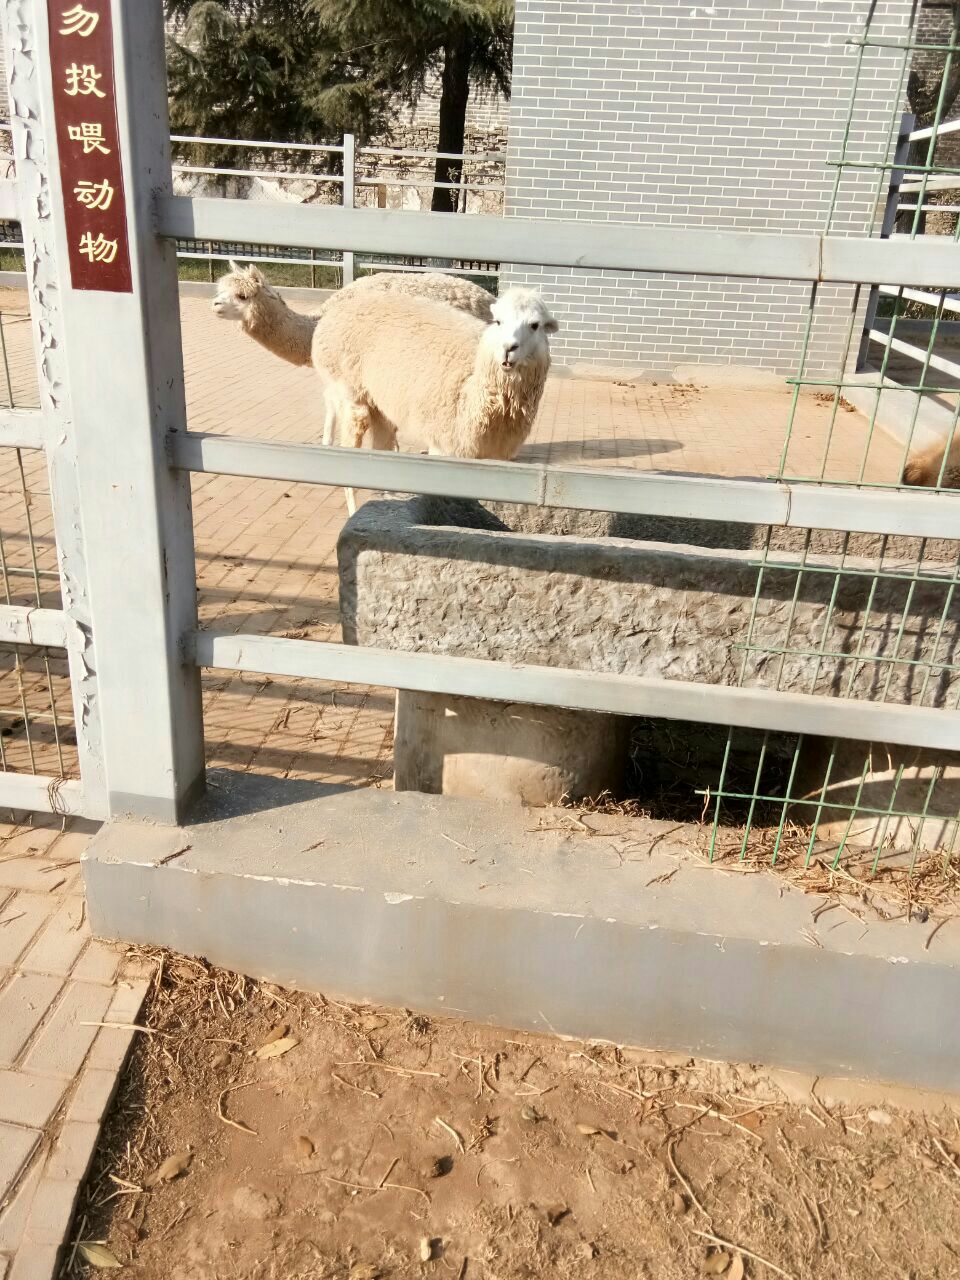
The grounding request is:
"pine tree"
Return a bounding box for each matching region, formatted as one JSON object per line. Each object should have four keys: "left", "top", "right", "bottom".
{"left": 165, "top": 0, "right": 389, "bottom": 169}
{"left": 308, "top": 0, "right": 514, "bottom": 212}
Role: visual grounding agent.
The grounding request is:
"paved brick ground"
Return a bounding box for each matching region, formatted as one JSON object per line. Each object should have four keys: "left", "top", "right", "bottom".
{"left": 0, "top": 815, "right": 149, "bottom": 1280}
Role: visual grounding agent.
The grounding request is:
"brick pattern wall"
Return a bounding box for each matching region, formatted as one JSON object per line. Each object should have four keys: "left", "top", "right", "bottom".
{"left": 501, "top": 0, "right": 915, "bottom": 376}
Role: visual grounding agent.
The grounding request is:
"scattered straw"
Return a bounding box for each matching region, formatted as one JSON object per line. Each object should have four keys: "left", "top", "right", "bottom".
{"left": 321, "top": 1173, "right": 430, "bottom": 1203}
{"left": 217, "top": 1083, "right": 257, "bottom": 1135}
{"left": 434, "top": 1116, "right": 465, "bottom": 1153}
{"left": 690, "top": 1229, "right": 796, "bottom": 1280}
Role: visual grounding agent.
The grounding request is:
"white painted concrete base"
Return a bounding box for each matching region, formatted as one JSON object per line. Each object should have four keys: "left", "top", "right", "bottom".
{"left": 82, "top": 771, "right": 960, "bottom": 1093}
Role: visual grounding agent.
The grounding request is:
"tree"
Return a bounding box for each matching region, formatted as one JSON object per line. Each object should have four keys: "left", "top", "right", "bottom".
{"left": 165, "top": 0, "right": 390, "bottom": 169}
{"left": 309, "top": 0, "right": 514, "bottom": 212}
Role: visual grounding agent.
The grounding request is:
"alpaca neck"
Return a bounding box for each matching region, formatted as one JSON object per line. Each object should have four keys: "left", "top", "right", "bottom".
{"left": 459, "top": 340, "right": 547, "bottom": 456}
{"left": 241, "top": 289, "right": 317, "bottom": 367}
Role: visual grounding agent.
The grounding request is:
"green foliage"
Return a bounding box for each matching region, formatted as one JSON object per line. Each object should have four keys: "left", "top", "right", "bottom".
{"left": 165, "top": 0, "right": 390, "bottom": 166}
{"left": 308, "top": 0, "right": 513, "bottom": 103}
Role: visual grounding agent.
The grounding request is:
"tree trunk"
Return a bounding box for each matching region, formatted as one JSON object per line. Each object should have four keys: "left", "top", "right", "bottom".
{"left": 432, "top": 31, "right": 471, "bottom": 213}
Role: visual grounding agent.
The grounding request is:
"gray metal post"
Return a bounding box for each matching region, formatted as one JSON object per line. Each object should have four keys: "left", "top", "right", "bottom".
{"left": 342, "top": 132, "right": 355, "bottom": 285}
{"left": 9, "top": 0, "right": 204, "bottom": 821}
{"left": 857, "top": 112, "right": 916, "bottom": 370}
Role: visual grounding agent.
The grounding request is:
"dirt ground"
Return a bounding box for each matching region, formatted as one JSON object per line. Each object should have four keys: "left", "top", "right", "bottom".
{"left": 68, "top": 951, "right": 960, "bottom": 1280}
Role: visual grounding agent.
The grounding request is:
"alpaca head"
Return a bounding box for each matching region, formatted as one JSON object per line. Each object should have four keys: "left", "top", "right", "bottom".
{"left": 212, "top": 260, "right": 278, "bottom": 323}
{"left": 486, "top": 288, "right": 559, "bottom": 372}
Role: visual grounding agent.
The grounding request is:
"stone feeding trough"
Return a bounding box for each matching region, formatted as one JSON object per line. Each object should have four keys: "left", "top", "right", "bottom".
{"left": 338, "top": 496, "right": 960, "bottom": 850}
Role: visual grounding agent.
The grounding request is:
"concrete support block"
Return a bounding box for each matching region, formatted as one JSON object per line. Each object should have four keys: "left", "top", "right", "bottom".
{"left": 394, "top": 691, "right": 628, "bottom": 804}
{"left": 82, "top": 776, "right": 960, "bottom": 1093}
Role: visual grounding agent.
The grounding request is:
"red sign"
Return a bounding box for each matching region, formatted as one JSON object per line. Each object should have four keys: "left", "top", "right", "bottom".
{"left": 47, "top": 0, "right": 132, "bottom": 292}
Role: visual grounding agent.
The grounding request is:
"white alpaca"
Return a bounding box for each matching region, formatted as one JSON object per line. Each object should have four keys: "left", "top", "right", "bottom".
{"left": 211, "top": 262, "right": 495, "bottom": 367}
{"left": 212, "top": 264, "right": 499, "bottom": 510}
{"left": 312, "top": 286, "right": 558, "bottom": 512}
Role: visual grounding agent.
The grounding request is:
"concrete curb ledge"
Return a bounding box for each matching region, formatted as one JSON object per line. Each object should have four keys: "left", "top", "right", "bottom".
{"left": 82, "top": 773, "right": 960, "bottom": 1093}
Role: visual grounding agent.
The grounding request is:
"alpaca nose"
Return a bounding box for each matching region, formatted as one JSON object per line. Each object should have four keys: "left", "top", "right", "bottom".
{"left": 506, "top": 342, "right": 519, "bottom": 354}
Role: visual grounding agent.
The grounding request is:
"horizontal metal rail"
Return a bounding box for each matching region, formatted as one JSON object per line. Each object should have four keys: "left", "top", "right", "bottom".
{"left": 170, "top": 432, "right": 960, "bottom": 539}
{"left": 867, "top": 328, "right": 960, "bottom": 380}
{"left": 170, "top": 133, "right": 344, "bottom": 155}
{"left": 0, "top": 605, "right": 68, "bottom": 647}
{"left": 0, "top": 178, "right": 18, "bottom": 221}
{"left": 0, "top": 409, "right": 45, "bottom": 450}
{"left": 908, "top": 119, "right": 960, "bottom": 142}
{"left": 155, "top": 199, "right": 960, "bottom": 287}
{"left": 356, "top": 176, "right": 505, "bottom": 193}
{"left": 0, "top": 772, "right": 84, "bottom": 816}
{"left": 879, "top": 284, "right": 960, "bottom": 316}
{"left": 898, "top": 175, "right": 960, "bottom": 193}
{"left": 359, "top": 145, "right": 505, "bottom": 162}
{"left": 172, "top": 165, "right": 503, "bottom": 195}
{"left": 173, "top": 163, "right": 344, "bottom": 185}
{"left": 191, "top": 630, "right": 960, "bottom": 752}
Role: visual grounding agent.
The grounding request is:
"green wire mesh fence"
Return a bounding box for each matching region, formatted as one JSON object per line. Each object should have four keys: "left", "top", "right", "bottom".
{"left": 698, "top": 0, "right": 960, "bottom": 873}
{"left": 0, "top": 298, "right": 77, "bottom": 784}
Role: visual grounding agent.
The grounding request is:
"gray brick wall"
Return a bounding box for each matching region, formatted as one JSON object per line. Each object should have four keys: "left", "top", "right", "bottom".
{"left": 501, "top": 0, "right": 915, "bottom": 377}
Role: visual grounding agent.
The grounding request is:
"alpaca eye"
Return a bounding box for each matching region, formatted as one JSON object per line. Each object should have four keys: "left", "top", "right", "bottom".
{"left": 531, "top": 322, "right": 540, "bottom": 331}
{"left": 493, "top": 319, "right": 500, "bottom": 325}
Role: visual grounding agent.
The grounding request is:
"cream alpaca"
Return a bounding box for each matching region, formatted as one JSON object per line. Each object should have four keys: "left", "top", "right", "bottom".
{"left": 312, "top": 286, "right": 558, "bottom": 514}
{"left": 212, "top": 262, "right": 494, "bottom": 367}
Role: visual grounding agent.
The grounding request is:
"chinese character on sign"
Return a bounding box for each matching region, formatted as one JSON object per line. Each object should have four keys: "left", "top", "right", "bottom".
{"left": 64, "top": 62, "right": 105, "bottom": 97}
{"left": 59, "top": 4, "right": 99, "bottom": 36}
{"left": 73, "top": 178, "right": 114, "bottom": 210}
{"left": 78, "top": 231, "right": 118, "bottom": 264}
{"left": 67, "top": 122, "right": 110, "bottom": 155}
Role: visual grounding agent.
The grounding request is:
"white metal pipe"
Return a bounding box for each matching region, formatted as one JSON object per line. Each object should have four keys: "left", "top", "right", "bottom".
{"left": 359, "top": 145, "right": 505, "bottom": 162}
{"left": 878, "top": 284, "right": 960, "bottom": 317}
{"left": 171, "top": 133, "right": 344, "bottom": 154}
{"left": 169, "top": 431, "right": 960, "bottom": 540}
{"left": 907, "top": 119, "right": 960, "bottom": 142}
{"left": 191, "top": 631, "right": 960, "bottom": 753}
{"left": 176, "top": 250, "right": 338, "bottom": 268}
{"left": 355, "top": 177, "right": 505, "bottom": 192}
{"left": 0, "top": 178, "right": 18, "bottom": 220}
{"left": 0, "top": 409, "right": 45, "bottom": 449}
{"left": 867, "top": 328, "right": 960, "bottom": 380}
{"left": 0, "top": 773, "right": 85, "bottom": 817}
{"left": 0, "top": 605, "right": 69, "bottom": 647}
{"left": 172, "top": 163, "right": 344, "bottom": 184}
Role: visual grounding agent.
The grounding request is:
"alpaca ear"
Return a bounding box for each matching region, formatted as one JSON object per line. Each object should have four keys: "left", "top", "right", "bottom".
{"left": 229, "top": 258, "right": 242, "bottom": 274}
{"left": 248, "top": 264, "right": 265, "bottom": 284}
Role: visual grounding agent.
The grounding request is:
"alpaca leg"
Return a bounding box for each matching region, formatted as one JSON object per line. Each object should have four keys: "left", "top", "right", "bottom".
{"left": 367, "top": 415, "right": 400, "bottom": 501}
{"left": 342, "top": 400, "right": 373, "bottom": 516}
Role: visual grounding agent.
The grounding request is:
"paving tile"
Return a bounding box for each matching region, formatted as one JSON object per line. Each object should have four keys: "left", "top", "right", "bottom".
{"left": 0, "top": 1073, "right": 66, "bottom": 1131}
{"left": 0, "top": 1126, "right": 40, "bottom": 1205}
{"left": 22, "top": 1180, "right": 78, "bottom": 1248}
{"left": 19, "top": 983, "right": 112, "bottom": 1081}
{"left": 43, "top": 1122, "right": 100, "bottom": 1184}
{"left": 69, "top": 941, "right": 121, "bottom": 987}
{"left": 9, "top": 1243, "right": 60, "bottom": 1279}
{"left": 0, "top": 899, "right": 54, "bottom": 970}
{"left": 66, "top": 1068, "right": 117, "bottom": 1128}
{"left": 0, "top": 1159, "right": 42, "bottom": 1251}
{"left": 19, "top": 901, "right": 87, "bottom": 979}
{"left": 0, "top": 975, "right": 64, "bottom": 1070}
{"left": 0, "top": 861, "right": 79, "bottom": 898}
